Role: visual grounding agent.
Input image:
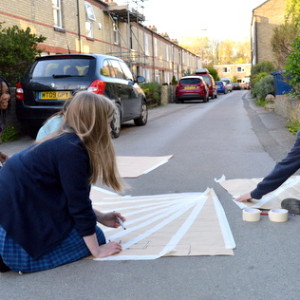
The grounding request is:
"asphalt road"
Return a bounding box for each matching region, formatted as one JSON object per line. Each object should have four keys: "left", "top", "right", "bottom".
{"left": 1, "top": 91, "right": 300, "bottom": 300}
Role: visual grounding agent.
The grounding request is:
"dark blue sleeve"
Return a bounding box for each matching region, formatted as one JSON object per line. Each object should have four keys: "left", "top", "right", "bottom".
{"left": 251, "top": 133, "right": 300, "bottom": 199}
{"left": 56, "top": 137, "right": 97, "bottom": 237}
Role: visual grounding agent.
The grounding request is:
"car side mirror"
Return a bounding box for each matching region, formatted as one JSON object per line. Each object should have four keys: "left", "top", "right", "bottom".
{"left": 136, "top": 75, "right": 145, "bottom": 84}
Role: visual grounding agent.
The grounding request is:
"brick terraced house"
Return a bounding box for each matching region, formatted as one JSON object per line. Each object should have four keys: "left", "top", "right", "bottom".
{"left": 0, "top": 0, "right": 202, "bottom": 83}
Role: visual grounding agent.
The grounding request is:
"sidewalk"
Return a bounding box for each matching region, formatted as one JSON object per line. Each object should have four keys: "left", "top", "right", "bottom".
{"left": 243, "top": 91, "right": 296, "bottom": 162}
{"left": 0, "top": 103, "right": 192, "bottom": 157}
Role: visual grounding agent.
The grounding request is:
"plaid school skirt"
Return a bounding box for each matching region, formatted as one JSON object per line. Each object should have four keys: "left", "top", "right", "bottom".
{"left": 0, "top": 225, "right": 106, "bottom": 273}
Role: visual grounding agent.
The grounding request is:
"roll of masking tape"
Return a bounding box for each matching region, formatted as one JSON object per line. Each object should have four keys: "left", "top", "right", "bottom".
{"left": 268, "top": 209, "right": 288, "bottom": 222}
{"left": 242, "top": 208, "right": 261, "bottom": 222}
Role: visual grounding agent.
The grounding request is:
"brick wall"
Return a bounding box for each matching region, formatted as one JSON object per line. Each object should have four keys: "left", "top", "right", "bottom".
{"left": 252, "top": 0, "right": 286, "bottom": 66}
{"left": 274, "top": 95, "right": 300, "bottom": 121}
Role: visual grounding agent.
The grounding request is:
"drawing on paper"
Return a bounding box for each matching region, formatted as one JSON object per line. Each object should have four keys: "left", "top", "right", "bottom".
{"left": 91, "top": 187, "right": 236, "bottom": 260}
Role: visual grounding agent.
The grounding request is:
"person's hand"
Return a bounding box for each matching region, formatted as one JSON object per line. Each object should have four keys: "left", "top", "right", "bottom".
{"left": 0, "top": 151, "right": 8, "bottom": 164}
{"left": 94, "top": 241, "right": 122, "bottom": 258}
{"left": 235, "top": 192, "right": 252, "bottom": 202}
{"left": 98, "top": 211, "right": 126, "bottom": 228}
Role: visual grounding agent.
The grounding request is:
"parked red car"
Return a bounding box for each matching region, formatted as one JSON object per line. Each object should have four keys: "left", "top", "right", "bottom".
{"left": 175, "top": 76, "right": 209, "bottom": 103}
{"left": 194, "top": 68, "right": 217, "bottom": 99}
{"left": 243, "top": 82, "right": 251, "bottom": 90}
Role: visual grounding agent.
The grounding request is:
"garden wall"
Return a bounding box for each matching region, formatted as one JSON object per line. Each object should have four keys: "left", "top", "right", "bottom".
{"left": 274, "top": 95, "right": 300, "bottom": 121}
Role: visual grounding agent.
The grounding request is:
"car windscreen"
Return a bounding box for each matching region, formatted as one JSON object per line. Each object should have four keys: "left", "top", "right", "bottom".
{"left": 216, "top": 82, "right": 223, "bottom": 86}
{"left": 180, "top": 78, "right": 201, "bottom": 85}
{"left": 30, "top": 58, "right": 92, "bottom": 78}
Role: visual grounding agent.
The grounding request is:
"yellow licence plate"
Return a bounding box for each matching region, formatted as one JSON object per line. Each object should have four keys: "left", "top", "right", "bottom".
{"left": 39, "top": 91, "right": 71, "bottom": 100}
{"left": 184, "top": 86, "right": 196, "bottom": 90}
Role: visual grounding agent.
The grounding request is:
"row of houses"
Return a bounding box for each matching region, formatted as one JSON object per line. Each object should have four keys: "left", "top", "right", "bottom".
{"left": 2, "top": 0, "right": 286, "bottom": 85}
{"left": 1, "top": 0, "right": 203, "bottom": 84}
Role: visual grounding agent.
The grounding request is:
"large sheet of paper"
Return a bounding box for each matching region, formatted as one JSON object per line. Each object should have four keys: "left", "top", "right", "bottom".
{"left": 91, "top": 187, "right": 236, "bottom": 260}
{"left": 116, "top": 155, "right": 173, "bottom": 178}
{"left": 216, "top": 175, "right": 300, "bottom": 210}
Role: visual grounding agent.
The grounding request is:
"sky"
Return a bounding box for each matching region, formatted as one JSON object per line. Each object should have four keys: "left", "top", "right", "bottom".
{"left": 120, "top": 0, "right": 267, "bottom": 42}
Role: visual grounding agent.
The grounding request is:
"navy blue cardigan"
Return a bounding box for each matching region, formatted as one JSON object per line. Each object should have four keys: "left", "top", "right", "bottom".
{"left": 251, "top": 131, "right": 300, "bottom": 199}
{"left": 0, "top": 133, "right": 97, "bottom": 259}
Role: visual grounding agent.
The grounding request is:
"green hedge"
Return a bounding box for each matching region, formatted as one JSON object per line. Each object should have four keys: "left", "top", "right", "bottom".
{"left": 140, "top": 82, "right": 162, "bottom": 107}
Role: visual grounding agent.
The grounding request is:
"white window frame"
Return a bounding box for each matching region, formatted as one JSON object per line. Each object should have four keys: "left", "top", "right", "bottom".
{"left": 85, "top": 22, "right": 94, "bottom": 39}
{"left": 52, "top": 0, "right": 63, "bottom": 28}
{"left": 165, "top": 72, "right": 170, "bottom": 84}
{"left": 143, "top": 68, "right": 150, "bottom": 82}
{"left": 113, "top": 22, "right": 119, "bottom": 45}
{"left": 144, "top": 33, "right": 149, "bottom": 56}
{"left": 155, "top": 69, "right": 160, "bottom": 82}
{"left": 154, "top": 38, "right": 158, "bottom": 57}
{"left": 84, "top": 1, "right": 96, "bottom": 38}
{"left": 84, "top": 1, "right": 96, "bottom": 21}
{"left": 166, "top": 45, "right": 169, "bottom": 62}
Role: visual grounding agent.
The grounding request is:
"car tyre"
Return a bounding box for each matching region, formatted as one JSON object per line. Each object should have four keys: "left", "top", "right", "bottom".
{"left": 134, "top": 101, "right": 148, "bottom": 126}
{"left": 111, "top": 103, "right": 121, "bottom": 138}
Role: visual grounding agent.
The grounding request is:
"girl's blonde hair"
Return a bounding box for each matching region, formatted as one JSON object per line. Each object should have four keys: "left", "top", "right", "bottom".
{"left": 38, "top": 91, "right": 123, "bottom": 192}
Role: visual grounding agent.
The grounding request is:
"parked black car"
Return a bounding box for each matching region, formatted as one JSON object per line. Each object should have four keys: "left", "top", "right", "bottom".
{"left": 16, "top": 54, "right": 148, "bottom": 138}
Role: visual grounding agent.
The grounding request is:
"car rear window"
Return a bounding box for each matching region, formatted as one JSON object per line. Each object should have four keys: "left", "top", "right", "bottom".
{"left": 31, "top": 58, "right": 92, "bottom": 78}
{"left": 180, "top": 78, "right": 201, "bottom": 85}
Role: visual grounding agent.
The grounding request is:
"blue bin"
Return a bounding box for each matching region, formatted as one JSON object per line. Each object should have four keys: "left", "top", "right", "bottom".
{"left": 271, "top": 70, "right": 293, "bottom": 95}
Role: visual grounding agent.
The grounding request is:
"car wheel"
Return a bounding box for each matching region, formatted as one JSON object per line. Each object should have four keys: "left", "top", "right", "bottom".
{"left": 111, "top": 103, "right": 121, "bottom": 138}
{"left": 134, "top": 101, "right": 148, "bottom": 126}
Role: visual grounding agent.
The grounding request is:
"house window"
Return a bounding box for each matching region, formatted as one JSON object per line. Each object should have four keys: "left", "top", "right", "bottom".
{"left": 155, "top": 69, "right": 160, "bottom": 82}
{"left": 144, "top": 68, "right": 150, "bottom": 82}
{"left": 85, "top": 22, "right": 94, "bottom": 39}
{"left": 154, "top": 38, "right": 158, "bottom": 57}
{"left": 237, "top": 67, "right": 244, "bottom": 72}
{"left": 84, "top": 1, "right": 96, "bottom": 38}
{"left": 113, "top": 22, "right": 119, "bottom": 44}
{"left": 84, "top": 2, "right": 96, "bottom": 21}
{"left": 52, "top": 0, "right": 63, "bottom": 28}
{"left": 165, "top": 72, "right": 170, "bottom": 84}
{"left": 144, "top": 33, "right": 149, "bottom": 56}
{"left": 166, "top": 45, "right": 169, "bottom": 62}
{"left": 223, "top": 67, "right": 230, "bottom": 73}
